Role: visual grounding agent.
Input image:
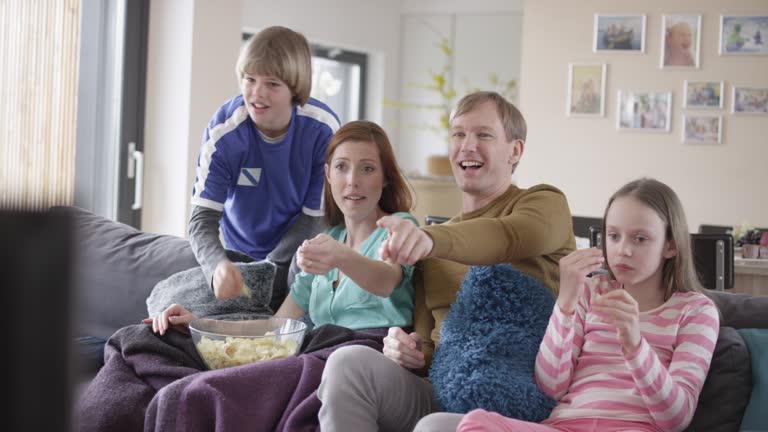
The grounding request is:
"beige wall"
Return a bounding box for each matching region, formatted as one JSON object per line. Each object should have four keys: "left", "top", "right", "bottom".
{"left": 518, "top": 0, "right": 768, "bottom": 231}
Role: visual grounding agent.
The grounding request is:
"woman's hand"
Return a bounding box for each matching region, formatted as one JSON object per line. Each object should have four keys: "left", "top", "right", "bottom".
{"left": 382, "top": 327, "right": 425, "bottom": 370}
{"left": 557, "top": 247, "right": 604, "bottom": 314}
{"left": 296, "top": 233, "right": 348, "bottom": 275}
{"left": 142, "top": 303, "right": 195, "bottom": 336}
{"left": 591, "top": 289, "right": 641, "bottom": 353}
{"left": 212, "top": 260, "right": 244, "bottom": 300}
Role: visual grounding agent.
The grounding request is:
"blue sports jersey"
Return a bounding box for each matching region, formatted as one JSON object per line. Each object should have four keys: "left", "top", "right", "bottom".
{"left": 191, "top": 95, "right": 340, "bottom": 260}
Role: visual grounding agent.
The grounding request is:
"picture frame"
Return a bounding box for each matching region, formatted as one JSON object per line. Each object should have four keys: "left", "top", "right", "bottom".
{"left": 594, "top": 14, "right": 646, "bottom": 53}
{"left": 567, "top": 64, "right": 607, "bottom": 117}
{"left": 683, "top": 115, "right": 723, "bottom": 144}
{"left": 732, "top": 86, "right": 768, "bottom": 114}
{"left": 719, "top": 15, "right": 768, "bottom": 55}
{"left": 661, "top": 14, "right": 701, "bottom": 68}
{"left": 683, "top": 81, "right": 724, "bottom": 109}
{"left": 616, "top": 90, "right": 672, "bottom": 132}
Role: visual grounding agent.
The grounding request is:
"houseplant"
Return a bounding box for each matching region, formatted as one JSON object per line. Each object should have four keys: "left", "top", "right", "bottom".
{"left": 738, "top": 228, "right": 763, "bottom": 259}
{"left": 384, "top": 34, "right": 517, "bottom": 176}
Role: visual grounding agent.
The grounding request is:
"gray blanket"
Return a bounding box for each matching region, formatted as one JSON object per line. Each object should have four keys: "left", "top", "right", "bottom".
{"left": 146, "top": 261, "right": 276, "bottom": 317}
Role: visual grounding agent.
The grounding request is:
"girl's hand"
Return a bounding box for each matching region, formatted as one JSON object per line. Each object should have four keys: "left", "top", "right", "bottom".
{"left": 142, "top": 303, "right": 195, "bottom": 336}
{"left": 296, "top": 233, "right": 347, "bottom": 275}
{"left": 591, "top": 289, "right": 641, "bottom": 353}
{"left": 557, "top": 248, "right": 604, "bottom": 314}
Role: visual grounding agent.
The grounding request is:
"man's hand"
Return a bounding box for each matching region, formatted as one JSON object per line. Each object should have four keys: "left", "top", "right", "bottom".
{"left": 377, "top": 215, "right": 433, "bottom": 265}
{"left": 382, "top": 327, "right": 425, "bottom": 370}
{"left": 212, "top": 260, "right": 243, "bottom": 300}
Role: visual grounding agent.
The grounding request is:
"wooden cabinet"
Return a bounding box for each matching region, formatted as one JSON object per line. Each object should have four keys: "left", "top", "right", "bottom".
{"left": 407, "top": 175, "right": 463, "bottom": 226}
{"left": 731, "top": 258, "right": 768, "bottom": 296}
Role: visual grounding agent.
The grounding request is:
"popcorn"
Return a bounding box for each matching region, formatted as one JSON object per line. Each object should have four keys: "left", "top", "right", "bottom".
{"left": 196, "top": 332, "right": 298, "bottom": 369}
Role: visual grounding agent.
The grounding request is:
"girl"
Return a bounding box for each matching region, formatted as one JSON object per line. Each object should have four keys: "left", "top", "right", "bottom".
{"left": 415, "top": 178, "right": 719, "bottom": 432}
{"left": 151, "top": 120, "right": 417, "bottom": 335}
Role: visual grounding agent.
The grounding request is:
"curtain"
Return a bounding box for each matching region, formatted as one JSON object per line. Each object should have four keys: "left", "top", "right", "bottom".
{"left": 0, "top": 0, "right": 81, "bottom": 209}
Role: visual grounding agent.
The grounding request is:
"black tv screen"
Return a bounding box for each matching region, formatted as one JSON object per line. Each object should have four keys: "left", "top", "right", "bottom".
{"left": 0, "top": 209, "right": 74, "bottom": 431}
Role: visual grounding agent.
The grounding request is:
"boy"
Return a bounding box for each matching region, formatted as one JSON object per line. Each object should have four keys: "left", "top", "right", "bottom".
{"left": 190, "top": 26, "right": 340, "bottom": 304}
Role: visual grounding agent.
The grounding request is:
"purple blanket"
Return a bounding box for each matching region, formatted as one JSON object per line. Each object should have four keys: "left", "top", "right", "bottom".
{"left": 75, "top": 324, "right": 386, "bottom": 432}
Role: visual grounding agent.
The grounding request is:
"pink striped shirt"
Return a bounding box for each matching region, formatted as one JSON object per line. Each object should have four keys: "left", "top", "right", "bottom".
{"left": 534, "top": 275, "right": 719, "bottom": 432}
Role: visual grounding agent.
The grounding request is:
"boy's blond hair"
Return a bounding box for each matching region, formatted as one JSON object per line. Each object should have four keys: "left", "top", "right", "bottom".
{"left": 236, "top": 26, "right": 312, "bottom": 106}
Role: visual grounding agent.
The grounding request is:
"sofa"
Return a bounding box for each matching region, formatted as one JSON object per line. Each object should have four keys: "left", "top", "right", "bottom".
{"left": 70, "top": 207, "right": 768, "bottom": 432}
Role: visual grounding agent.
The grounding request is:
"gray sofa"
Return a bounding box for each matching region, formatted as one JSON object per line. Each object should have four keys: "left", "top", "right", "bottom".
{"left": 71, "top": 207, "right": 767, "bottom": 431}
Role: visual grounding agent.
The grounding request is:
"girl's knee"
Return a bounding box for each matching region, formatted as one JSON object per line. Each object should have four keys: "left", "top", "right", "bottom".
{"left": 414, "top": 412, "right": 465, "bottom": 432}
{"left": 457, "top": 409, "right": 495, "bottom": 432}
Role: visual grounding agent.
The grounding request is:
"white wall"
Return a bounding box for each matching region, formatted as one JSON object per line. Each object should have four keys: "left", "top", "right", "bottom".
{"left": 519, "top": 0, "right": 768, "bottom": 230}
{"left": 401, "top": 0, "right": 523, "bottom": 14}
{"left": 396, "top": 12, "right": 523, "bottom": 174}
{"left": 142, "top": 0, "right": 242, "bottom": 236}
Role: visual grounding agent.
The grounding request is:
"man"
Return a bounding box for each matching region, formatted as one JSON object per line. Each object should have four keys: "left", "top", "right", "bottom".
{"left": 316, "top": 91, "right": 576, "bottom": 432}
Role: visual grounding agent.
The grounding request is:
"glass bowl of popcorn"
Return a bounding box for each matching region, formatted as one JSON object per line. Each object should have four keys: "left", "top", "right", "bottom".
{"left": 189, "top": 316, "right": 308, "bottom": 370}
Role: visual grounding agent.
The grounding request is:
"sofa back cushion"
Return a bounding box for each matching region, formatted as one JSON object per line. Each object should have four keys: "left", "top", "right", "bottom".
{"left": 706, "top": 290, "right": 768, "bottom": 329}
{"left": 686, "top": 326, "right": 751, "bottom": 432}
{"left": 65, "top": 206, "right": 200, "bottom": 339}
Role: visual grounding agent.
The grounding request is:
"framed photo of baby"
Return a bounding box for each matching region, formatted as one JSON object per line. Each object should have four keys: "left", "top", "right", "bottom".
{"left": 567, "top": 64, "right": 607, "bottom": 117}
{"left": 661, "top": 15, "right": 701, "bottom": 68}
{"left": 720, "top": 16, "right": 768, "bottom": 55}
{"left": 684, "top": 81, "right": 724, "bottom": 109}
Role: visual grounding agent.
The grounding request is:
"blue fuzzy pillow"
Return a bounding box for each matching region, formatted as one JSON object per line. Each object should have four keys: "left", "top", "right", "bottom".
{"left": 429, "top": 264, "right": 557, "bottom": 422}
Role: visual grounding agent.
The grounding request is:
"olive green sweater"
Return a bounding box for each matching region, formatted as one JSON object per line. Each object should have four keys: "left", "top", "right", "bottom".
{"left": 413, "top": 184, "right": 576, "bottom": 372}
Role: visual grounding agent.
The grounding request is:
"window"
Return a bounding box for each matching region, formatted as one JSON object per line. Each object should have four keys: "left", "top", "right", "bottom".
{"left": 310, "top": 45, "right": 367, "bottom": 123}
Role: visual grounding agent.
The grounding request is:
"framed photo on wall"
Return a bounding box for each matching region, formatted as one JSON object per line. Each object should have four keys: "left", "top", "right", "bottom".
{"left": 732, "top": 86, "right": 768, "bottom": 114}
{"left": 684, "top": 81, "right": 724, "bottom": 109}
{"left": 617, "top": 90, "right": 672, "bottom": 132}
{"left": 720, "top": 16, "right": 768, "bottom": 55}
{"left": 683, "top": 115, "right": 722, "bottom": 144}
{"left": 567, "top": 64, "right": 607, "bottom": 117}
{"left": 594, "top": 14, "right": 646, "bottom": 53}
{"left": 661, "top": 14, "right": 701, "bottom": 68}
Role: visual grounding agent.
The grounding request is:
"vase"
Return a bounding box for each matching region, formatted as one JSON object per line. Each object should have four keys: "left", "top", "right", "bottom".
{"left": 742, "top": 244, "right": 760, "bottom": 259}
{"left": 427, "top": 155, "right": 452, "bottom": 177}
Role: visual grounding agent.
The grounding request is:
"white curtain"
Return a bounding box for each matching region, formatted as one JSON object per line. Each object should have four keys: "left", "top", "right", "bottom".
{"left": 0, "top": 0, "right": 81, "bottom": 209}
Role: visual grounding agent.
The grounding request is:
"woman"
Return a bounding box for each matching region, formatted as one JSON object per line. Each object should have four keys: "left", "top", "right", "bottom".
{"left": 78, "top": 121, "right": 417, "bottom": 432}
